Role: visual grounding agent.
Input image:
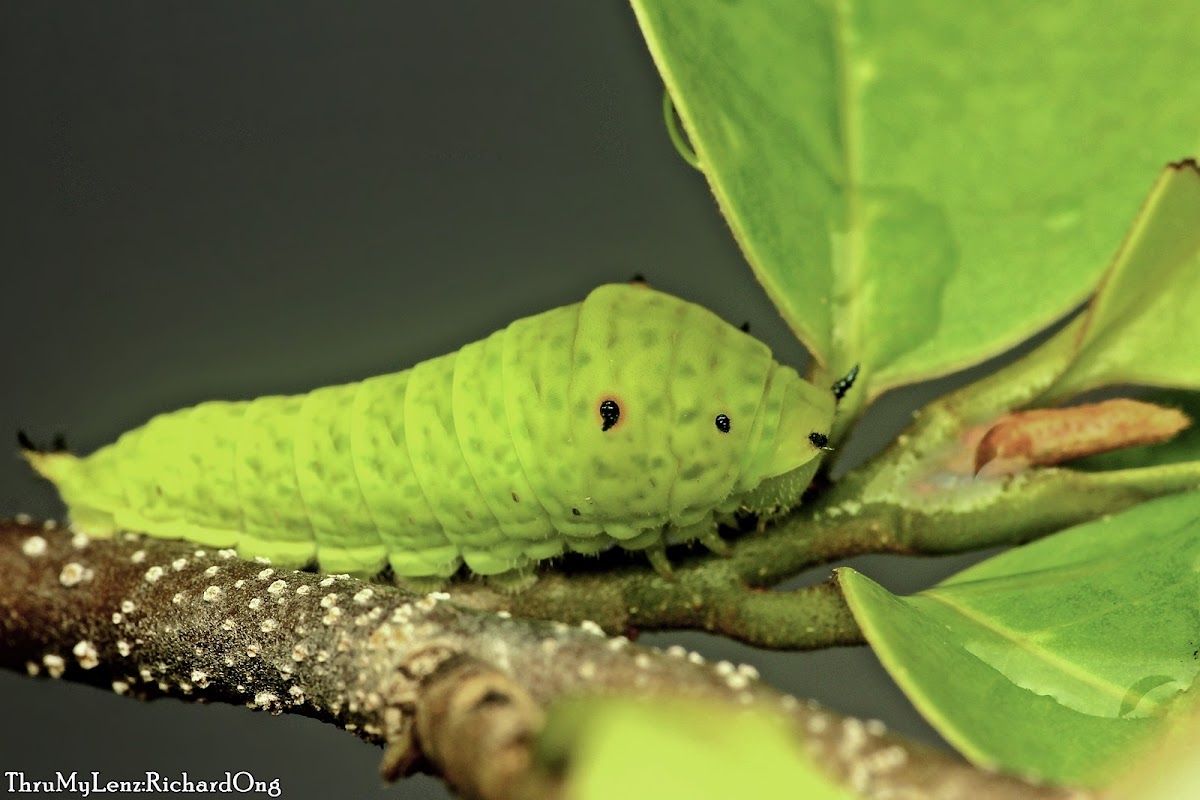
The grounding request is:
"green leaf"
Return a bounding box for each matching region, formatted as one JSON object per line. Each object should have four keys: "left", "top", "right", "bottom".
{"left": 538, "top": 696, "right": 853, "bottom": 800}
{"left": 630, "top": 2, "right": 1200, "bottom": 403}
{"left": 838, "top": 490, "right": 1200, "bottom": 785}
{"left": 1043, "top": 162, "right": 1200, "bottom": 401}
{"left": 1104, "top": 696, "right": 1200, "bottom": 800}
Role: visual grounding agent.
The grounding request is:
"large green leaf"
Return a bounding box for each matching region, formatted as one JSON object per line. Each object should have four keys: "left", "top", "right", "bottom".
{"left": 538, "top": 696, "right": 853, "bottom": 800}
{"left": 1043, "top": 162, "right": 1200, "bottom": 401}
{"left": 838, "top": 490, "right": 1200, "bottom": 785}
{"left": 630, "top": 1, "right": 1200, "bottom": 403}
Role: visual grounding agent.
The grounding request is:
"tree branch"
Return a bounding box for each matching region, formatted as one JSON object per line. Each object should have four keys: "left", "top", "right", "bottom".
{"left": 0, "top": 521, "right": 1085, "bottom": 800}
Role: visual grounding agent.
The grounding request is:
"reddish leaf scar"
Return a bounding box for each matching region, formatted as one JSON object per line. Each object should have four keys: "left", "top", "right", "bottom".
{"left": 974, "top": 398, "right": 1191, "bottom": 475}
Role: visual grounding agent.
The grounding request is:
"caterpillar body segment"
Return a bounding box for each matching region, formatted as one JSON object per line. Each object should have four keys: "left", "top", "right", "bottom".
{"left": 352, "top": 370, "right": 458, "bottom": 576}
{"left": 238, "top": 394, "right": 313, "bottom": 565}
{"left": 451, "top": 331, "right": 553, "bottom": 549}
{"left": 23, "top": 284, "right": 839, "bottom": 579}
{"left": 502, "top": 302, "right": 586, "bottom": 542}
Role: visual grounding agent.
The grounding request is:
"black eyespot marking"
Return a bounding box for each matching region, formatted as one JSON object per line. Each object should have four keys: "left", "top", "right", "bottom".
{"left": 572, "top": 507, "right": 581, "bottom": 516}
{"left": 511, "top": 492, "right": 520, "bottom": 503}
{"left": 599, "top": 399, "right": 620, "bottom": 432}
{"left": 739, "top": 321, "right": 751, "bottom": 333}
{"left": 808, "top": 432, "right": 833, "bottom": 451}
{"left": 831, "top": 364, "right": 860, "bottom": 402}
{"left": 715, "top": 414, "right": 731, "bottom": 433}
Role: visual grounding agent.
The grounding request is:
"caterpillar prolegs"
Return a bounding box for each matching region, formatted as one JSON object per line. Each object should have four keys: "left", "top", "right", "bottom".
{"left": 23, "top": 284, "right": 852, "bottom": 579}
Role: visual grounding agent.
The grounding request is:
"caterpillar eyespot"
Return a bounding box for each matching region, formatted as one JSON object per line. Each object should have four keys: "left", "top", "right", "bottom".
{"left": 22, "top": 284, "right": 837, "bottom": 580}
{"left": 599, "top": 399, "right": 621, "bottom": 432}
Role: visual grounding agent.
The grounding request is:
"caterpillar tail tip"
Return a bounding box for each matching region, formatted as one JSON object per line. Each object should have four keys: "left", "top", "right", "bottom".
{"left": 17, "top": 434, "right": 78, "bottom": 483}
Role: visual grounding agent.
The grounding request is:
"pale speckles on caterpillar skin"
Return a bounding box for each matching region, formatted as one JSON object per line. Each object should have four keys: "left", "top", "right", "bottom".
{"left": 22, "top": 284, "right": 856, "bottom": 581}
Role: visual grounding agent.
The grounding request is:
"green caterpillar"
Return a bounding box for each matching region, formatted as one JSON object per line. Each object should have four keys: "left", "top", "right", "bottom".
{"left": 23, "top": 284, "right": 849, "bottom": 579}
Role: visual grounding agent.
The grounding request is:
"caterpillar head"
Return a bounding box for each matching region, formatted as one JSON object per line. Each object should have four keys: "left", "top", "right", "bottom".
{"left": 732, "top": 364, "right": 836, "bottom": 516}
{"left": 514, "top": 283, "right": 842, "bottom": 533}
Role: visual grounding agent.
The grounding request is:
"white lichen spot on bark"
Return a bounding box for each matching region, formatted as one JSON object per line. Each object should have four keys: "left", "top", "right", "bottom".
{"left": 736, "top": 663, "right": 759, "bottom": 681}
{"left": 43, "top": 654, "right": 66, "bottom": 678}
{"left": 22, "top": 536, "right": 47, "bottom": 557}
{"left": 579, "top": 620, "right": 604, "bottom": 636}
{"left": 59, "top": 562, "right": 89, "bottom": 587}
{"left": 838, "top": 717, "right": 868, "bottom": 761}
{"left": 72, "top": 640, "right": 99, "bottom": 669}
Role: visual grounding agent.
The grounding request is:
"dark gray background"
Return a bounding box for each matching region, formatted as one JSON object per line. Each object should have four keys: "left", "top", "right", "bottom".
{"left": 1, "top": 3, "right": 995, "bottom": 797}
